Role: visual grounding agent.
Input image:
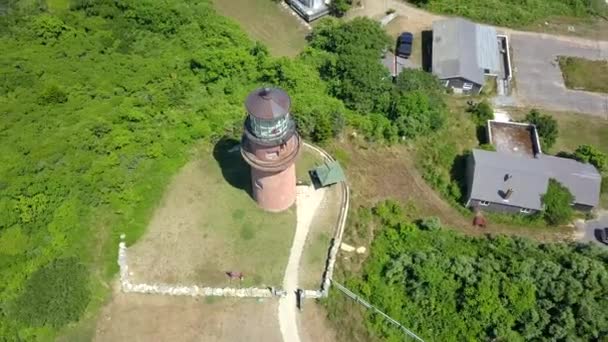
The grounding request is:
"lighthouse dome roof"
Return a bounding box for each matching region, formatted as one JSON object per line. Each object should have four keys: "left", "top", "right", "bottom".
{"left": 245, "top": 87, "right": 291, "bottom": 120}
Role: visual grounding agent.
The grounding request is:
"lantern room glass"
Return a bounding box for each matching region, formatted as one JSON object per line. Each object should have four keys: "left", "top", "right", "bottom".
{"left": 248, "top": 115, "right": 290, "bottom": 140}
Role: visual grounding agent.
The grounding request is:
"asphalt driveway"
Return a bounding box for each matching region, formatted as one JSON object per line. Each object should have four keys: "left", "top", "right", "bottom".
{"left": 578, "top": 212, "right": 608, "bottom": 248}
{"left": 510, "top": 34, "right": 608, "bottom": 118}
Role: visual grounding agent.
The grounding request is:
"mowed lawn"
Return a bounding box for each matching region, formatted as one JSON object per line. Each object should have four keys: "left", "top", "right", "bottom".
{"left": 558, "top": 56, "right": 608, "bottom": 93}
{"left": 212, "top": 0, "right": 308, "bottom": 57}
{"left": 126, "top": 141, "right": 333, "bottom": 287}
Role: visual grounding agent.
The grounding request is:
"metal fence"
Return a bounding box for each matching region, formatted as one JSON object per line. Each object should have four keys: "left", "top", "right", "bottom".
{"left": 332, "top": 281, "right": 425, "bottom": 342}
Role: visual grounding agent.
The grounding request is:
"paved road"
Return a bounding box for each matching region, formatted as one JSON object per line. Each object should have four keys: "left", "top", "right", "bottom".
{"left": 510, "top": 34, "right": 608, "bottom": 118}
{"left": 577, "top": 212, "right": 608, "bottom": 248}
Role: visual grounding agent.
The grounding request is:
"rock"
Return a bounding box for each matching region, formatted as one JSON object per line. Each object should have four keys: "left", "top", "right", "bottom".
{"left": 340, "top": 242, "right": 355, "bottom": 252}
{"left": 356, "top": 246, "right": 367, "bottom": 254}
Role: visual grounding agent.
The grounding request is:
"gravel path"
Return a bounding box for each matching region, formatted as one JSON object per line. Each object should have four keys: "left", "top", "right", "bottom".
{"left": 278, "top": 185, "right": 326, "bottom": 342}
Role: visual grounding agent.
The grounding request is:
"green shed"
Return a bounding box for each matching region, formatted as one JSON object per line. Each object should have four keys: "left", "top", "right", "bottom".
{"left": 310, "top": 160, "right": 346, "bottom": 187}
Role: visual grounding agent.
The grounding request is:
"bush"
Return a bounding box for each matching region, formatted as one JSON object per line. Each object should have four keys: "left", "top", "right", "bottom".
{"left": 468, "top": 100, "right": 493, "bottom": 126}
{"left": 525, "top": 109, "right": 558, "bottom": 151}
{"left": 541, "top": 179, "right": 574, "bottom": 225}
{"left": 328, "top": 0, "right": 352, "bottom": 17}
{"left": 11, "top": 258, "right": 90, "bottom": 328}
{"left": 573, "top": 144, "right": 607, "bottom": 172}
{"left": 38, "top": 84, "right": 68, "bottom": 104}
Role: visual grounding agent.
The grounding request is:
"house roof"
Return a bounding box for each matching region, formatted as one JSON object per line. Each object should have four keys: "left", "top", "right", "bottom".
{"left": 470, "top": 149, "right": 601, "bottom": 210}
{"left": 432, "top": 18, "right": 500, "bottom": 85}
{"left": 245, "top": 87, "right": 291, "bottom": 120}
{"left": 313, "top": 161, "right": 346, "bottom": 187}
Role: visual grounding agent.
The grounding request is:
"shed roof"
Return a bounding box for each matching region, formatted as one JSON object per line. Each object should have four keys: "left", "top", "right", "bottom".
{"left": 245, "top": 87, "right": 291, "bottom": 120}
{"left": 312, "top": 161, "right": 346, "bottom": 187}
{"left": 432, "top": 18, "right": 500, "bottom": 85}
{"left": 470, "top": 149, "right": 601, "bottom": 210}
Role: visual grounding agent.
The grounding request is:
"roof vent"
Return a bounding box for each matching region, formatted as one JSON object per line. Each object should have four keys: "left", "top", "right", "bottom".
{"left": 261, "top": 87, "right": 271, "bottom": 99}
{"left": 504, "top": 174, "right": 512, "bottom": 182}
{"left": 504, "top": 188, "right": 514, "bottom": 200}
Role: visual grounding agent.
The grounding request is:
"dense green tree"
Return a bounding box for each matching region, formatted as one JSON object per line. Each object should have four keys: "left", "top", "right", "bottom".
{"left": 541, "top": 179, "right": 575, "bottom": 225}
{"left": 307, "top": 17, "right": 391, "bottom": 56}
{"left": 525, "top": 109, "right": 558, "bottom": 150}
{"left": 390, "top": 90, "right": 445, "bottom": 138}
{"left": 573, "top": 144, "right": 607, "bottom": 172}
{"left": 329, "top": 201, "right": 608, "bottom": 341}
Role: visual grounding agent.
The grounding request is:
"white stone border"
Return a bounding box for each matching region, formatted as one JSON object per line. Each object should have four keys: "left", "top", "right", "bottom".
{"left": 118, "top": 241, "right": 282, "bottom": 298}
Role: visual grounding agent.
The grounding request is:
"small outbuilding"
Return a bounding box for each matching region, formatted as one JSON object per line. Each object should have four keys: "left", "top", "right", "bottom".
{"left": 310, "top": 161, "right": 346, "bottom": 187}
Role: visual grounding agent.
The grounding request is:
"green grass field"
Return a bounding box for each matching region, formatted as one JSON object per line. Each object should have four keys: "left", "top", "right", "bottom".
{"left": 212, "top": 0, "right": 308, "bottom": 57}
{"left": 559, "top": 56, "right": 608, "bottom": 93}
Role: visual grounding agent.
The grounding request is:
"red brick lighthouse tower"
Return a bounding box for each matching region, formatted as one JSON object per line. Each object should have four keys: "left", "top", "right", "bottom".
{"left": 241, "top": 87, "right": 301, "bottom": 212}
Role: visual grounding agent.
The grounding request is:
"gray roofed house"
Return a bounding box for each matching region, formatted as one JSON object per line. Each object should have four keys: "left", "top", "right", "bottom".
{"left": 466, "top": 149, "right": 601, "bottom": 214}
{"left": 432, "top": 18, "right": 501, "bottom": 94}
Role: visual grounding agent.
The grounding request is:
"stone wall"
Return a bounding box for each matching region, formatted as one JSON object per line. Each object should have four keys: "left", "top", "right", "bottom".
{"left": 118, "top": 241, "right": 281, "bottom": 298}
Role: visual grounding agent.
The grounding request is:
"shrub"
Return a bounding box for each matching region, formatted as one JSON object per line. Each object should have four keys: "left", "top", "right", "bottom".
{"left": 541, "top": 179, "right": 574, "bottom": 225}
{"left": 601, "top": 176, "right": 607, "bottom": 194}
{"left": 525, "top": 109, "right": 558, "bottom": 151}
{"left": 479, "top": 143, "right": 496, "bottom": 151}
{"left": 468, "top": 100, "right": 493, "bottom": 126}
{"left": 38, "top": 85, "right": 68, "bottom": 104}
{"left": 11, "top": 258, "right": 90, "bottom": 328}
{"left": 328, "top": 0, "right": 352, "bottom": 17}
{"left": 573, "top": 144, "right": 607, "bottom": 172}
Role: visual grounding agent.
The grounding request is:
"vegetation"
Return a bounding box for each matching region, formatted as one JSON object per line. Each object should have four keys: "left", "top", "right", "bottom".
{"left": 212, "top": 0, "right": 308, "bottom": 57}
{"left": 328, "top": 0, "right": 352, "bottom": 17}
{"left": 0, "top": 0, "right": 346, "bottom": 338}
{"left": 10, "top": 258, "right": 90, "bottom": 330}
{"left": 302, "top": 18, "right": 447, "bottom": 143}
{"left": 542, "top": 179, "right": 575, "bottom": 225}
{"left": 559, "top": 56, "right": 608, "bottom": 93}
{"left": 573, "top": 144, "right": 608, "bottom": 172}
{"left": 409, "top": 0, "right": 608, "bottom": 28}
{"left": 525, "top": 109, "right": 559, "bottom": 151}
{"left": 328, "top": 200, "right": 608, "bottom": 341}
{"left": 467, "top": 100, "right": 494, "bottom": 126}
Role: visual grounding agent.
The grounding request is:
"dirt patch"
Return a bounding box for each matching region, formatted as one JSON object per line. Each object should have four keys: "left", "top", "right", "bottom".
{"left": 298, "top": 302, "right": 338, "bottom": 342}
{"left": 94, "top": 282, "right": 282, "bottom": 342}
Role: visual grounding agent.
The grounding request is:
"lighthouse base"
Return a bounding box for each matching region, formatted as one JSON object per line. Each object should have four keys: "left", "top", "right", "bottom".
{"left": 251, "top": 164, "right": 296, "bottom": 212}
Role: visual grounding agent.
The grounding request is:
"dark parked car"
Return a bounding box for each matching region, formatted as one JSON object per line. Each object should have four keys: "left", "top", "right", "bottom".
{"left": 595, "top": 227, "right": 608, "bottom": 244}
{"left": 396, "top": 32, "right": 414, "bottom": 58}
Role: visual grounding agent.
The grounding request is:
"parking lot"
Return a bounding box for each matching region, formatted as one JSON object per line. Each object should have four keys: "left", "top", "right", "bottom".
{"left": 510, "top": 34, "right": 608, "bottom": 118}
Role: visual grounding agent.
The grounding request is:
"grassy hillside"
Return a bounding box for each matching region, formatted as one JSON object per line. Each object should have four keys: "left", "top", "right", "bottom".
{"left": 0, "top": 0, "right": 345, "bottom": 338}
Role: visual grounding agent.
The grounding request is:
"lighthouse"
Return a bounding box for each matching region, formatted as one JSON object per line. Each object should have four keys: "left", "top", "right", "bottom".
{"left": 240, "top": 87, "right": 301, "bottom": 212}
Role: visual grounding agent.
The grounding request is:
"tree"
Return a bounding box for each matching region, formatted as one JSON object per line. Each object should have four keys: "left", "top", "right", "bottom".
{"left": 328, "top": 0, "right": 352, "bottom": 17}
{"left": 525, "top": 109, "right": 558, "bottom": 151}
{"left": 390, "top": 90, "right": 444, "bottom": 138}
{"left": 541, "top": 179, "right": 574, "bottom": 225}
{"left": 573, "top": 144, "right": 607, "bottom": 172}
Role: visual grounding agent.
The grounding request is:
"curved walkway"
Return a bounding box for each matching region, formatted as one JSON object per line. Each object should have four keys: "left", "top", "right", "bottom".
{"left": 278, "top": 143, "right": 351, "bottom": 342}
{"left": 278, "top": 185, "right": 326, "bottom": 342}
